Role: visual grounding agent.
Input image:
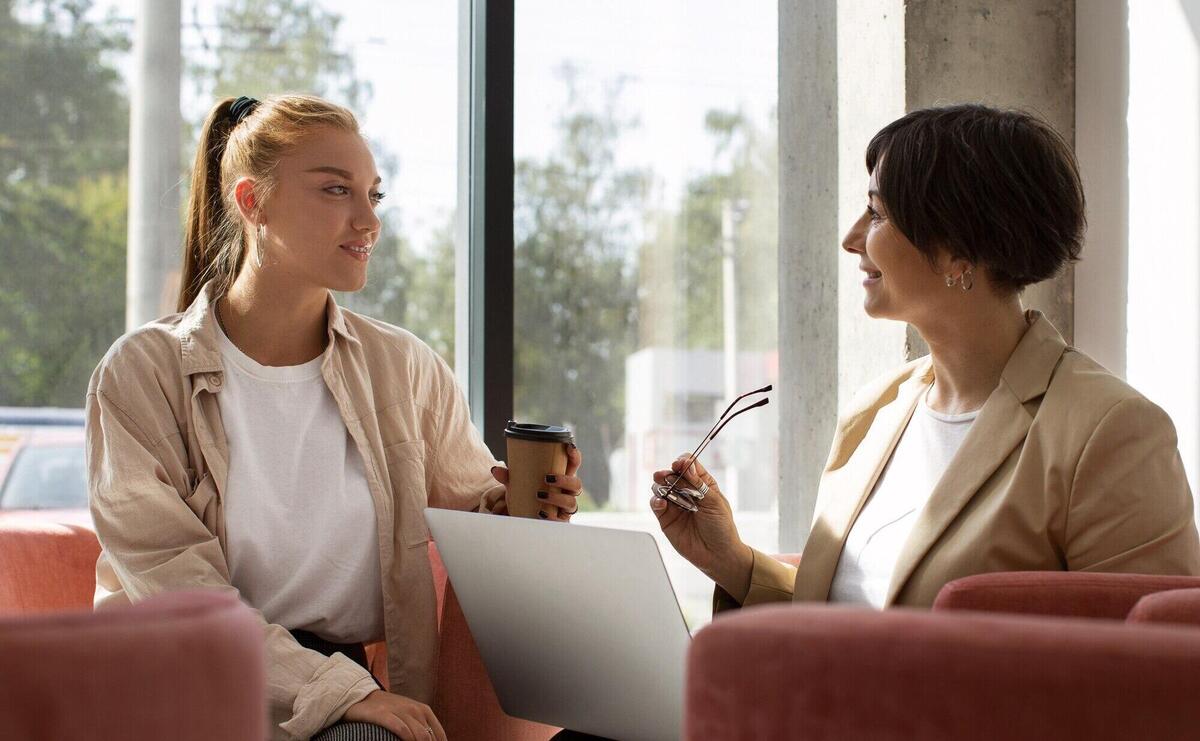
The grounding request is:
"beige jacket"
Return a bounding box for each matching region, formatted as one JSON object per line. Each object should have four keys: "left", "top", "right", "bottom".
{"left": 86, "top": 283, "right": 503, "bottom": 740}
{"left": 727, "top": 311, "right": 1200, "bottom": 612}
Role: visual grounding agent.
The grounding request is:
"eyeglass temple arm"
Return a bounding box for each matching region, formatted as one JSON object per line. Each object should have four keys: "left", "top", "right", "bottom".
{"left": 672, "top": 385, "right": 772, "bottom": 485}
{"left": 667, "top": 397, "right": 771, "bottom": 494}
{"left": 691, "top": 384, "right": 774, "bottom": 465}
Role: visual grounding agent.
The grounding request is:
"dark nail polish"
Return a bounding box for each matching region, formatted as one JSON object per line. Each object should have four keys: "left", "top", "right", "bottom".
{"left": 538, "top": 510, "right": 549, "bottom": 519}
{"left": 537, "top": 491, "right": 549, "bottom": 499}
{"left": 569, "top": 443, "right": 578, "bottom": 450}
{"left": 545, "top": 475, "right": 557, "bottom": 483}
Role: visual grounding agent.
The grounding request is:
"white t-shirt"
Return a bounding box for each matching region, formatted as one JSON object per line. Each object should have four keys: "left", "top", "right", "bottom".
{"left": 828, "top": 388, "right": 979, "bottom": 609}
{"left": 215, "top": 314, "right": 384, "bottom": 644}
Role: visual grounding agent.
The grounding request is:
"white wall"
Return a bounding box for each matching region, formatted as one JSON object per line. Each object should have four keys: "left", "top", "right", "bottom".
{"left": 1125, "top": 0, "right": 1200, "bottom": 511}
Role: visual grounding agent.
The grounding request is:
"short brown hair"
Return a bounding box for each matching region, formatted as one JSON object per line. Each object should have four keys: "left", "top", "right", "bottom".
{"left": 865, "top": 104, "right": 1085, "bottom": 292}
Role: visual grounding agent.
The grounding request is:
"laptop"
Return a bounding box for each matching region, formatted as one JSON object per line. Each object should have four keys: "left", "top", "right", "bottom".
{"left": 424, "top": 508, "right": 691, "bottom": 741}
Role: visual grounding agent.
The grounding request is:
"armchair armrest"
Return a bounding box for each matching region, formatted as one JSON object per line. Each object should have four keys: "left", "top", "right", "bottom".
{"left": 686, "top": 603, "right": 1200, "bottom": 741}
{"left": 932, "top": 571, "right": 1200, "bottom": 620}
{"left": 1127, "top": 587, "right": 1200, "bottom": 627}
{"left": 0, "top": 590, "right": 264, "bottom": 741}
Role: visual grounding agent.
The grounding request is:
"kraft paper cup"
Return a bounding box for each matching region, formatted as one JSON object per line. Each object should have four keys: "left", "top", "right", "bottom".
{"left": 503, "top": 421, "right": 574, "bottom": 519}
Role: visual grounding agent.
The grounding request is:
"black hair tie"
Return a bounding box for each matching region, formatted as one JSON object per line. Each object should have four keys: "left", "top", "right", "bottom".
{"left": 229, "top": 96, "right": 260, "bottom": 126}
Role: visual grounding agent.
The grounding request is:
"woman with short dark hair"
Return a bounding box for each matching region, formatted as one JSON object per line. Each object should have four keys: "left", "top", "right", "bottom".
{"left": 652, "top": 104, "right": 1200, "bottom": 611}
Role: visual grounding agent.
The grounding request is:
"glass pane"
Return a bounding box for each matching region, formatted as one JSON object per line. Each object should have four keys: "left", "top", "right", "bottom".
{"left": 513, "top": 0, "right": 778, "bottom": 628}
{"left": 1, "top": 0, "right": 458, "bottom": 406}
{"left": 0, "top": 1, "right": 133, "bottom": 409}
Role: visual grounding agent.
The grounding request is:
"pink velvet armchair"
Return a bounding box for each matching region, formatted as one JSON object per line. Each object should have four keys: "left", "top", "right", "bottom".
{"left": 0, "top": 518, "right": 555, "bottom": 740}
{"left": 686, "top": 570, "right": 1200, "bottom": 741}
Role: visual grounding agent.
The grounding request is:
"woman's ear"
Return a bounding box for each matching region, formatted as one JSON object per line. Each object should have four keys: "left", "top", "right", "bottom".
{"left": 232, "top": 177, "right": 259, "bottom": 224}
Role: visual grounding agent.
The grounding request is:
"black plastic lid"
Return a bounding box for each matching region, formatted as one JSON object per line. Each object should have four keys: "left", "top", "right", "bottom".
{"left": 503, "top": 420, "right": 574, "bottom": 444}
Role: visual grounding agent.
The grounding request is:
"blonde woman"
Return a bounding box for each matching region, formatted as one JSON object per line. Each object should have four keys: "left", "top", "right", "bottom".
{"left": 86, "top": 95, "right": 583, "bottom": 741}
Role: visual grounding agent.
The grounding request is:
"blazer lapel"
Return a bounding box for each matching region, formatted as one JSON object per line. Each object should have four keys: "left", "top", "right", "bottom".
{"left": 884, "top": 311, "right": 1069, "bottom": 605}
{"left": 792, "top": 366, "right": 932, "bottom": 602}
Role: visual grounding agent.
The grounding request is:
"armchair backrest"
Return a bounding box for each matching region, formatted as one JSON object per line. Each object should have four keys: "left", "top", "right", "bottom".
{"left": 0, "top": 519, "right": 99, "bottom": 614}
{"left": 1127, "top": 587, "right": 1200, "bottom": 627}
{"left": 933, "top": 570, "right": 1200, "bottom": 620}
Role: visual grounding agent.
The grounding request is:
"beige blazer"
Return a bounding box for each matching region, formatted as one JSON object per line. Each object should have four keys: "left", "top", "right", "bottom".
{"left": 731, "top": 311, "right": 1200, "bottom": 612}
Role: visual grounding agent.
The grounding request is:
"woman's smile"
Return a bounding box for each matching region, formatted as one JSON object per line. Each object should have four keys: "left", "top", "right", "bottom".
{"left": 340, "top": 241, "right": 372, "bottom": 262}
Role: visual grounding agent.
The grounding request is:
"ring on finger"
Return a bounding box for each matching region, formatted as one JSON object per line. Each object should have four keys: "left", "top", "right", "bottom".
{"left": 426, "top": 726, "right": 434, "bottom": 738}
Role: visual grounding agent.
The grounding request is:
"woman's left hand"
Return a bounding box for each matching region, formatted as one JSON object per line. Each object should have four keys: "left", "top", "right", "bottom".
{"left": 486, "top": 444, "right": 583, "bottom": 521}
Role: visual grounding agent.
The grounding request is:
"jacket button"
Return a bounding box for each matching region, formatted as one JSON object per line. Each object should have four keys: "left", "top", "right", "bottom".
{"left": 209, "top": 374, "right": 222, "bottom": 386}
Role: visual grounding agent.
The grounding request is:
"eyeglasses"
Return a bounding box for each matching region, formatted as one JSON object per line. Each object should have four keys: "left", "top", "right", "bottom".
{"left": 651, "top": 384, "right": 772, "bottom": 512}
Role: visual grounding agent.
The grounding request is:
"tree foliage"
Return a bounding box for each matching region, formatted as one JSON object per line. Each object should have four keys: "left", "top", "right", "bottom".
{"left": 0, "top": 0, "right": 129, "bottom": 406}
{"left": 513, "top": 69, "right": 649, "bottom": 506}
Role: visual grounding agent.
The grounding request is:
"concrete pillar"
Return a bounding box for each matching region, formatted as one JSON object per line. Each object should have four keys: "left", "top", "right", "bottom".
{"left": 1074, "top": 1, "right": 1128, "bottom": 377}
{"left": 903, "top": 0, "right": 1077, "bottom": 356}
{"left": 778, "top": 0, "right": 840, "bottom": 551}
{"left": 835, "top": 0, "right": 908, "bottom": 404}
{"left": 125, "top": 0, "right": 182, "bottom": 330}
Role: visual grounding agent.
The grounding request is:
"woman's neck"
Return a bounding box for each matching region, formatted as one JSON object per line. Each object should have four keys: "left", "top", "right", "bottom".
{"left": 917, "top": 294, "right": 1029, "bottom": 415}
{"left": 219, "top": 271, "right": 329, "bottom": 367}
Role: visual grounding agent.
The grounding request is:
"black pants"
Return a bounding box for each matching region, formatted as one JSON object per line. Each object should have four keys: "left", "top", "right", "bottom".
{"left": 292, "top": 630, "right": 617, "bottom": 741}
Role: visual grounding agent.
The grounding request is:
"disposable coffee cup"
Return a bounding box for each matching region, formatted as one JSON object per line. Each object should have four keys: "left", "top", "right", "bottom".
{"left": 503, "top": 420, "right": 574, "bottom": 519}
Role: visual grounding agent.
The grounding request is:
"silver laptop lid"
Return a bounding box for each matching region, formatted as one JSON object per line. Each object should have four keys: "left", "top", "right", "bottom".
{"left": 424, "top": 508, "right": 689, "bottom": 741}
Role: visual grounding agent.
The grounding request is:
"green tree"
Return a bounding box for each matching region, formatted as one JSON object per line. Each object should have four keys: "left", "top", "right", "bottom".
{"left": 638, "top": 107, "right": 778, "bottom": 354}
{"left": 514, "top": 69, "right": 649, "bottom": 506}
{"left": 0, "top": 0, "right": 130, "bottom": 407}
{"left": 186, "top": 0, "right": 368, "bottom": 112}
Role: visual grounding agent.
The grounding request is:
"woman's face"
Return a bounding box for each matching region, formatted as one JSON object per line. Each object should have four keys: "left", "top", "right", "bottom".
{"left": 841, "top": 166, "right": 955, "bottom": 323}
{"left": 252, "top": 126, "right": 384, "bottom": 293}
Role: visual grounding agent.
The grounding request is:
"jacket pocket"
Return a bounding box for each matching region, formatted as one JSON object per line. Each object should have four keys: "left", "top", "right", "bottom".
{"left": 382, "top": 440, "right": 430, "bottom": 548}
{"left": 181, "top": 471, "right": 218, "bottom": 526}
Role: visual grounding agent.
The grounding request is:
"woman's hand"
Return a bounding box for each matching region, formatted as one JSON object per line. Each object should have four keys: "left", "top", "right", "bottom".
{"left": 487, "top": 444, "right": 584, "bottom": 521}
{"left": 650, "top": 454, "right": 754, "bottom": 599}
{"left": 341, "top": 690, "right": 446, "bottom": 741}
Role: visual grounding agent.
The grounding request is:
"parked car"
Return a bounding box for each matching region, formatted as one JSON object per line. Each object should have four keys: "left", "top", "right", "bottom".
{"left": 0, "top": 407, "right": 91, "bottom": 528}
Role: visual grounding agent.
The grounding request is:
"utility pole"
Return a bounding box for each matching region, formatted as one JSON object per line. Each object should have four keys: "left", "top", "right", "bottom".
{"left": 126, "top": 0, "right": 183, "bottom": 330}
{"left": 721, "top": 198, "right": 747, "bottom": 507}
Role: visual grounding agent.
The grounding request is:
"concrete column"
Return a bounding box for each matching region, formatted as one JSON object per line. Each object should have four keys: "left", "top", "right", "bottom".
{"left": 903, "top": 0, "right": 1077, "bottom": 356}
{"left": 778, "top": 0, "right": 840, "bottom": 551}
{"left": 835, "top": 0, "right": 908, "bottom": 404}
{"left": 125, "top": 0, "right": 182, "bottom": 330}
{"left": 1074, "top": 1, "right": 1128, "bottom": 377}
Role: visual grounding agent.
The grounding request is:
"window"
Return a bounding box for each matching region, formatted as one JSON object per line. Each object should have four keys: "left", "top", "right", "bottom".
{"left": 512, "top": 0, "right": 778, "bottom": 626}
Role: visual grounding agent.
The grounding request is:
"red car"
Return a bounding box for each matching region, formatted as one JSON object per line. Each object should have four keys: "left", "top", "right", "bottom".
{"left": 0, "top": 407, "right": 92, "bottom": 529}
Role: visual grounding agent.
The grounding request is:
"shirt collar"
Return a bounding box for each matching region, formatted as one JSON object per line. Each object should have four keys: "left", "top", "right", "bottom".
{"left": 178, "top": 280, "right": 359, "bottom": 378}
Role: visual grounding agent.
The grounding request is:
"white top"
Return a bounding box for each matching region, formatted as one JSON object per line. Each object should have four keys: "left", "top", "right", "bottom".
{"left": 828, "top": 388, "right": 979, "bottom": 609}
{"left": 215, "top": 313, "right": 384, "bottom": 643}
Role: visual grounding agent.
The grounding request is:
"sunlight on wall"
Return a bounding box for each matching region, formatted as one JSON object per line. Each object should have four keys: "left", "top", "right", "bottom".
{"left": 1127, "top": 0, "right": 1200, "bottom": 509}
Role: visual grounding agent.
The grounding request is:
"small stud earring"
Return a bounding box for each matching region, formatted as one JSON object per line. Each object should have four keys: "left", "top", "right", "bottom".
{"left": 945, "top": 274, "right": 957, "bottom": 288}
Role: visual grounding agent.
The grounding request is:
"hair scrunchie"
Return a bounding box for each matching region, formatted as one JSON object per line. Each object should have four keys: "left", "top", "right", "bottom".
{"left": 229, "top": 96, "right": 260, "bottom": 127}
